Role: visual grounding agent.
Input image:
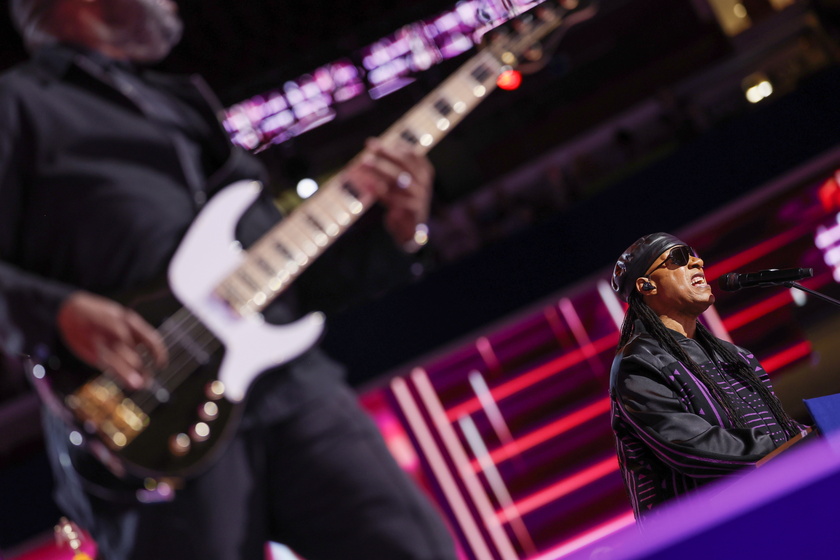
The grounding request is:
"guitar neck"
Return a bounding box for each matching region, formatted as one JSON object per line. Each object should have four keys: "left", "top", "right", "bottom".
{"left": 215, "top": 1, "right": 588, "bottom": 315}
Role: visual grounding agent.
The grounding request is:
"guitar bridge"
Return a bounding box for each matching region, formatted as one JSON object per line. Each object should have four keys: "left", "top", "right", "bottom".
{"left": 66, "top": 377, "right": 149, "bottom": 449}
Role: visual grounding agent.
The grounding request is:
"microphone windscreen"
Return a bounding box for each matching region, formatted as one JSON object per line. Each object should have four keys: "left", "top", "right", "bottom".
{"left": 718, "top": 273, "right": 740, "bottom": 292}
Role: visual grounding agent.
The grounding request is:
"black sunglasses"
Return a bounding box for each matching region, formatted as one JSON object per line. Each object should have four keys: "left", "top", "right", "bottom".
{"left": 646, "top": 245, "right": 696, "bottom": 275}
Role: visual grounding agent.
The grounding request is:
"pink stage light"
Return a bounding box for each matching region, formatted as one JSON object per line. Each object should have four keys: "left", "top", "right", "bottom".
{"left": 760, "top": 340, "right": 812, "bottom": 374}
{"left": 447, "top": 333, "right": 618, "bottom": 421}
{"left": 497, "top": 456, "right": 620, "bottom": 520}
{"left": 525, "top": 511, "right": 635, "bottom": 560}
{"left": 471, "top": 398, "right": 610, "bottom": 470}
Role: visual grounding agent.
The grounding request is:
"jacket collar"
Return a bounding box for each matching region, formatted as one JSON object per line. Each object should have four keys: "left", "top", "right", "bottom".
{"left": 633, "top": 317, "right": 693, "bottom": 343}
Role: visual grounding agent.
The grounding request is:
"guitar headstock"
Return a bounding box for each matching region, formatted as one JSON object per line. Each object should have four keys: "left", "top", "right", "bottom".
{"left": 477, "top": 0, "right": 599, "bottom": 75}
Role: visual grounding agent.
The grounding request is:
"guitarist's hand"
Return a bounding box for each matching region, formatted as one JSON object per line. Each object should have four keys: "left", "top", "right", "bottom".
{"left": 348, "top": 138, "right": 433, "bottom": 249}
{"left": 57, "top": 291, "right": 169, "bottom": 390}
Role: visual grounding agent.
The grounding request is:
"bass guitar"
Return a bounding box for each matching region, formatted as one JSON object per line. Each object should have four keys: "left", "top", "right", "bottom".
{"left": 32, "top": 0, "right": 597, "bottom": 479}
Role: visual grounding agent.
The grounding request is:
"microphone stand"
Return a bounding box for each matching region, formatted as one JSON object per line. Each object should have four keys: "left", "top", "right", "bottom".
{"left": 784, "top": 282, "right": 840, "bottom": 308}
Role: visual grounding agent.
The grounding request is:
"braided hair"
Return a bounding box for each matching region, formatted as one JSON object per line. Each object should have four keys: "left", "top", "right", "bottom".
{"left": 618, "top": 292, "right": 801, "bottom": 437}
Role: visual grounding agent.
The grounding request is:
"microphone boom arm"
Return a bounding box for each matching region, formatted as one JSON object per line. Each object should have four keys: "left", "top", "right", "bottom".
{"left": 784, "top": 281, "right": 840, "bottom": 309}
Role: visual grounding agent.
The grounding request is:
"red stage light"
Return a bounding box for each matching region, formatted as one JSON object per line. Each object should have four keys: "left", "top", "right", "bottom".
{"left": 496, "top": 69, "right": 522, "bottom": 91}
{"left": 818, "top": 174, "right": 840, "bottom": 212}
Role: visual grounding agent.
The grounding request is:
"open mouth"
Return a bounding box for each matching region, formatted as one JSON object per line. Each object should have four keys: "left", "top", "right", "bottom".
{"left": 691, "top": 275, "right": 707, "bottom": 287}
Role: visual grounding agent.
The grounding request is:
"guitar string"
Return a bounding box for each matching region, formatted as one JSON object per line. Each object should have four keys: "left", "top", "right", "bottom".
{"left": 131, "top": 307, "right": 219, "bottom": 411}
{"left": 148, "top": 323, "right": 220, "bottom": 410}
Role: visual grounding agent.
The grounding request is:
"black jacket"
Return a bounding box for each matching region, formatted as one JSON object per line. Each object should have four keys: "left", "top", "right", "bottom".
{"left": 610, "top": 321, "right": 805, "bottom": 517}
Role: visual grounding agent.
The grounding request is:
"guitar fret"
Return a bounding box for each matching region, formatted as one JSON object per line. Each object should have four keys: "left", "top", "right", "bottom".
{"left": 263, "top": 267, "right": 291, "bottom": 294}
{"left": 273, "top": 234, "right": 308, "bottom": 266}
{"left": 433, "top": 98, "right": 452, "bottom": 116}
{"left": 306, "top": 200, "right": 342, "bottom": 236}
{"left": 228, "top": 269, "right": 270, "bottom": 309}
{"left": 272, "top": 240, "right": 296, "bottom": 263}
{"left": 285, "top": 214, "right": 326, "bottom": 251}
{"left": 248, "top": 241, "right": 294, "bottom": 285}
{"left": 215, "top": 278, "right": 251, "bottom": 310}
{"left": 400, "top": 129, "right": 419, "bottom": 146}
{"left": 435, "top": 88, "right": 469, "bottom": 127}
{"left": 282, "top": 217, "right": 321, "bottom": 255}
{"left": 339, "top": 181, "right": 366, "bottom": 215}
{"left": 471, "top": 63, "right": 494, "bottom": 84}
{"left": 314, "top": 192, "right": 351, "bottom": 227}
{"left": 414, "top": 111, "right": 445, "bottom": 147}
{"left": 435, "top": 84, "right": 475, "bottom": 126}
{"left": 256, "top": 257, "right": 276, "bottom": 276}
{"left": 252, "top": 256, "right": 291, "bottom": 293}
{"left": 430, "top": 98, "right": 452, "bottom": 133}
{"left": 275, "top": 236, "right": 309, "bottom": 274}
{"left": 447, "top": 68, "right": 475, "bottom": 102}
{"left": 478, "top": 53, "right": 504, "bottom": 76}
{"left": 341, "top": 180, "right": 361, "bottom": 200}
{"left": 236, "top": 270, "right": 261, "bottom": 292}
{"left": 238, "top": 238, "right": 301, "bottom": 306}
{"left": 240, "top": 256, "right": 289, "bottom": 298}
{"left": 250, "top": 235, "right": 307, "bottom": 298}
{"left": 401, "top": 111, "right": 437, "bottom": 149}
{"left": 303, "top": 213, "right": 330, "bottom": 246}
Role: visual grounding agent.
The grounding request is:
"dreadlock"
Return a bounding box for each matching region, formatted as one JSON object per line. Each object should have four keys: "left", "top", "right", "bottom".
{"left": 618, "top": 292, "right": 801, "bottom": 437}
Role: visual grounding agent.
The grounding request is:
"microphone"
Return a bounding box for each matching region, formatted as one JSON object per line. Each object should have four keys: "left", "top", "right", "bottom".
{"left": 718, "top": 268, "right": 813, "bottom": 291}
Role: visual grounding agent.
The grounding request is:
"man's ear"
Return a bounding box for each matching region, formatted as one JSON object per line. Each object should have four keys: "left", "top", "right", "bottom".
{"left": 636, "top": 278, "right": 656, "bottom": 295}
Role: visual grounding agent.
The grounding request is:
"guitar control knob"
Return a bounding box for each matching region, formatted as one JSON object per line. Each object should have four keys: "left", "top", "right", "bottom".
{"left": 169, "top": 433, "right": 191, "bottom": 456}
{"left": 198, "top": 401, "right": 219, "bottom": 421}
{"left": 205, "top": 381, "right": 225, "bottom": 400}
{"left": 190, "top": 422, "right": 210, "bottom": 443}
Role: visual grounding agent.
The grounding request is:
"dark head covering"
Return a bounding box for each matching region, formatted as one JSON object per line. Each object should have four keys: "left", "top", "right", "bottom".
{"left": 611, "top": 232, "right": 686, "bottom": 302}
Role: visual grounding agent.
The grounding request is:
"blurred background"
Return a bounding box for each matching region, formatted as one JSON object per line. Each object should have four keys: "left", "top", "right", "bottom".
{"left": 4, "top": 0, "right": 840, "bottom": 558}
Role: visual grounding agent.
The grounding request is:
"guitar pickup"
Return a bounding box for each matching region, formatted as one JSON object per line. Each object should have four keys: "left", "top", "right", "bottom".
{"left": 66, "top": 377, "right": 149, "bottom": 449}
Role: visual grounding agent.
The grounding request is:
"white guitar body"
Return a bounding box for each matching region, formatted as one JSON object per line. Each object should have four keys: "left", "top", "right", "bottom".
{"left": 168, "top": 180, "right": 325, "bottom": 403}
